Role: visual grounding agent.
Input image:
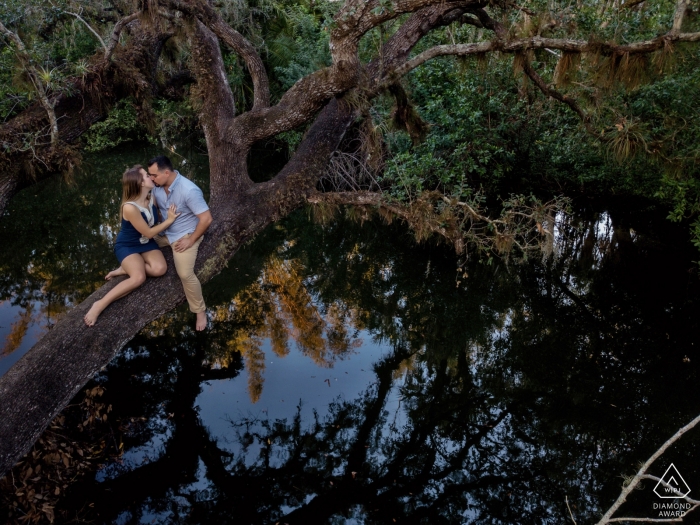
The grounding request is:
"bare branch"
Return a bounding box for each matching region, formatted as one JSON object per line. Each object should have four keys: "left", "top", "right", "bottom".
{"left": 383, "top": 0, "right": 698, "bottom": 88}
{"left": 388, "top": 41, "right": 493, "bottom": 81}
{"left": 566, "top": 495, "right": 578, "bottom": 525}
{"left": 521, "top": 58, "right": 592, "bottom": 130}
{"left": 672, "top": 0, "right": 689, "bottom": 34}
{"left": 381, "top": 25, "right": 700, "bottom": 94}
{"left": 596, "top": 413, "right": 700, "bottom": 525}
{"left": 62, "top": 10, "right": 107, "bottom": 53}
{"left": 104, "top": 13, "right": 140, "bottom": 61}
{"left": 387, "top": 27, "right": 700, "bottom": 83}
{"left": 638, "top": 475, "right": 700, "bottom": 505}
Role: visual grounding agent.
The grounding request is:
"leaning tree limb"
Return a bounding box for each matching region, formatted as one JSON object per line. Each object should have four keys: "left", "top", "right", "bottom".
{"left": 385, "top": 32, "right": 700, "bottom": 83}
{"left": 0, "top": 20, "right": 59, "bottom": 146}
{"left": 62, "top": 9, "right": 108, "bottom": 54}
{"left": 521, "top": 58, "right": 592, "bottom": 131}
{"left": 104, "top": 12, "right": 141, "bottom": 61}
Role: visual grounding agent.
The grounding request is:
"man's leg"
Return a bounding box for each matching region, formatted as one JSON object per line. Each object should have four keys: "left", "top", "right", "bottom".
{"left": 170, "top": 235, "right": 207, "bottom": 330}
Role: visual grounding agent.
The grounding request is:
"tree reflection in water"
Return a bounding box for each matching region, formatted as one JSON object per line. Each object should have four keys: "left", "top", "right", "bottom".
{"left": 0, "top": 159, "right": 698, "bottom": 523}
{"left": 43, "top": 203, "right": 700, "bottom": 525}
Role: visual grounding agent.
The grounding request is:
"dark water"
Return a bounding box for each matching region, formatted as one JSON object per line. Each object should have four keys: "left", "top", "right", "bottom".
{"left": 1, "top": 145, "right": 700, "bottom": 524}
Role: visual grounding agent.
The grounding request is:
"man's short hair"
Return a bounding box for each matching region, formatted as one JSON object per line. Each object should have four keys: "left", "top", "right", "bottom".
{"left": 148, "top": 155, "right": 174, "bottom": 171}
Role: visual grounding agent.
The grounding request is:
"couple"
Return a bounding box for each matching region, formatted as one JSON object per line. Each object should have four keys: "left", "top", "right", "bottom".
{"left": 84, "top": 155, "right": 212, "bottom": 331}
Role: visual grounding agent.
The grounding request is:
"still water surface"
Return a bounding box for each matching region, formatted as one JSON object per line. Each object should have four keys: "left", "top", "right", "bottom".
{"left": 1, "top": 144, "right": 700, "bottom": 524}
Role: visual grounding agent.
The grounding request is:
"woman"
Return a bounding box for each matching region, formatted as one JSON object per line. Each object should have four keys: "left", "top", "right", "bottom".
{"left": 84, "top": 165, "right": 179, "bottom": 326}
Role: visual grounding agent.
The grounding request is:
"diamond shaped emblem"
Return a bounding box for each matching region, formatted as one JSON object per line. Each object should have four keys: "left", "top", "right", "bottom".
{"left": 654, "top": 464, "right": 691, "bottom": 499}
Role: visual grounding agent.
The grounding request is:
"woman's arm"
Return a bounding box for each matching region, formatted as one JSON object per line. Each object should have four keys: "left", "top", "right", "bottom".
{"left": 123, "top": 204, "right": 179, "bottom": 239}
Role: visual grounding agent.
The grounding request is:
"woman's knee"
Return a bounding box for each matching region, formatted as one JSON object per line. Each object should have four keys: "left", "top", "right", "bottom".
{"left": 131, "top": 272, "right": 147, "bottom": 286}
{"left": 150, "top": 261, "right": 167, "bottom": 276}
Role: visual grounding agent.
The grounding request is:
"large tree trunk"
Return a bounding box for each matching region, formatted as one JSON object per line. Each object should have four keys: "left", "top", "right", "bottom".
{"left": 0, "top": 95, "right": 354, "bottom": 477}
{"left": 0, "top": 0, "right": 473, "bottom": 478}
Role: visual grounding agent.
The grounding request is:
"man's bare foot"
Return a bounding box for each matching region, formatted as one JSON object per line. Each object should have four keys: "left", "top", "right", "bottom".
{"left": 105, "top": 267, "right": 127, "bottom": 281}
{"left": 84, "top": 302, "right": 104, "bottom": 326}
{"left": 195, "top": 311, "right": 207, "bottom": 331}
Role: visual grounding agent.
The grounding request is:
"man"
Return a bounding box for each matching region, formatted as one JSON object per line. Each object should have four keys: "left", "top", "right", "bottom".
{"left": 147, "top": 155, "right": 213, "bottom": 331}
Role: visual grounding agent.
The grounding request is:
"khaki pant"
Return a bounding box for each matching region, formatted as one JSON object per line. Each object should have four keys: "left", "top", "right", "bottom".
{"left": 156, "top": 234, "right": 206, "bottom": 313}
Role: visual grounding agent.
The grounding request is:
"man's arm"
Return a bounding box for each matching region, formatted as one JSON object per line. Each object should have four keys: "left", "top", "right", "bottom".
{"left": 173, "top": 210, "right": 212, "bottom": 252}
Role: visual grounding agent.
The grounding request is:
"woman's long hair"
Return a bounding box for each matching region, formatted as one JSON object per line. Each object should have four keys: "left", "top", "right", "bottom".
{"left": 120, "top": 165, "right": 145, "bottom": 219}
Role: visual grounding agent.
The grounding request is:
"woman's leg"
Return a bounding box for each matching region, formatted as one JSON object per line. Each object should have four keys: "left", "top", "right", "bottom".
{"left": 106, "top": 248, "right": 165, "bottom": 279}
{"left": 84, "top": 254, "right": 147, "bottom": 326}
{"left": 141, "top": 249, "right": 167, "bottom": 277}
{"left": 105, "top": 266, "right": 126, "bottom": 280}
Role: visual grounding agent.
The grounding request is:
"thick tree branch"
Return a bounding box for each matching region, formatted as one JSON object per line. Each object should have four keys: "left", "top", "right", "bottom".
{"left": 164, "top": 0, "right": 270, "bottom": 111}
{"left": 104, "top": 12, "right": 140, "bottom": 61}
{"left": 229, "top": 2, "right": 479, "bottom": 149}
{"left": 332, "top": 0, "right": 482, "bottom": 48}
{"left": 473, "top": 7, "right": 507, "bottom": 38}
{"left": 260, "top": 4, "right": 472, "bottom": 196}
{"left": 370, "top": 5, "right": 473, "bottom": 78}
{"left": 672, "top": 0, "right": 689, "bottom": 34}
{"left": 387, "top": 28, "right": 700, "bottom": 82}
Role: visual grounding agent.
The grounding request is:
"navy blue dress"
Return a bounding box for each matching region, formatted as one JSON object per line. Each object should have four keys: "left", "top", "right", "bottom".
{"left": 114, "top": 201, "right": 160, "bottom": 263}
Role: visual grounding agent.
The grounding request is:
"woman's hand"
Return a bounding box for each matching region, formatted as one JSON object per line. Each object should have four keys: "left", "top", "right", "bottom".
{"left": 166, "top": 204, "right": 180, "bottom": 222}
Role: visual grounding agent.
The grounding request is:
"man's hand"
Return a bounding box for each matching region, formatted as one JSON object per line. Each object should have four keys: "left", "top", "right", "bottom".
{"left": 172, "top": 211, "right": 212, "bottom": 252}
{"left": 173, "top": 236, "right": 195, "bottom": 252}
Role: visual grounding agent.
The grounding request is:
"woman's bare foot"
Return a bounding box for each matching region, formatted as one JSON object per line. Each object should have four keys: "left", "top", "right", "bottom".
{"left": 105, "top": 267, "right": 127, "bottom": 281}
{"left": 84, "top": 301, "right": 105, "bottom": 326}
{"left": 195, "top": 311, "right": 207, "bottom": 331}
